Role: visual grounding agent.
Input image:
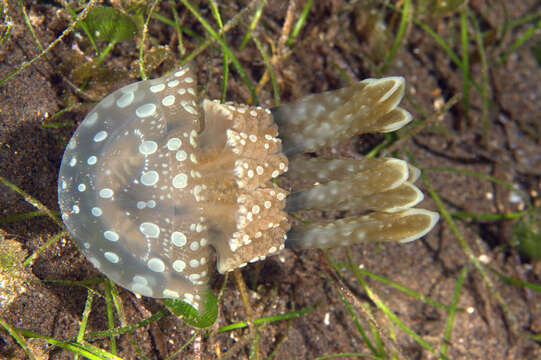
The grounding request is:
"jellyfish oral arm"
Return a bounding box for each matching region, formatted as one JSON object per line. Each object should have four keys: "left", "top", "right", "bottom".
{"left": 273, "top": 77, "right": 439, "bottom": 249}
{"left": 272, "top": 77, "right": 412, "bottom": 156}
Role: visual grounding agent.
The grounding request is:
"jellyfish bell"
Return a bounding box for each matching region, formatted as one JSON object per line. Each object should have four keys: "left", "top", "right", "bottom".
{"left": 58, "top": 65, "right": 289, "bottom": 311}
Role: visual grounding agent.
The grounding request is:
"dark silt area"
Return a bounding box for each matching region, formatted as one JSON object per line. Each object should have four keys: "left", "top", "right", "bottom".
{"left": 1, "top": 1, "right": 541, "bottom": 359}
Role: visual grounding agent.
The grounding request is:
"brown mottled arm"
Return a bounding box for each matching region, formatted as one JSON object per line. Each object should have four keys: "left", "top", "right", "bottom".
{"left": 273, "top": 77, "right": 411, "bottom": 155}
{"left": 276, "top": 77, "right": 439, "bottom": 247}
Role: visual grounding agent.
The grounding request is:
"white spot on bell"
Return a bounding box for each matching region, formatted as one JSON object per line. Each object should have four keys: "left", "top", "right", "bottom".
{"left": 140, "top": 222, "right": 160, "bottom": 238}
{"left": 184, "top": 104, "right": 197, "bottom": 115}
{"left": 136, "top": 103, "right": 157, "bottom": 118}
{"left": 93, "top": 130, "right": 108, "bottom": 142}
{"left": 104, "top": 231, "right": 119, "bottom": 242}
{"left": 167, "top": 138, "right": 182, "bottom": 150}
{"left": 132, "top": 275, "right": 148, "bottom": 285}
{"left": 172, "top": 260, "right": 186, "bottom": 272}
{"left": 140, "top": 170, "right": 159, "bottom": 186}
{"left": 87, "top": 156, "right": 97, "bottom": 165}
{"left": 172, "top": 173, "right": 188, "bottom": 188}
{"left": 139, "top": 140, "right": 158, "bottom": 155}
{"left": 99, "top": 188, "right": 113, "bottom": 198}
{"left": 147, "top": 258, "right": 165, "bottom": 272}
{"left": 162, "top": 95, "right": 175, "bottom": 106}
{"left": 163, "top": 289, "right": 180, "bottom": 298}
{"left": 104, "top": 252, "right": 119, "bottom": 263}
{"left": 116, "top": 91, "right": 135, "bottom": 108}
{"left": 132, "top": 283, "right": 153, "bottom": 297}
{"left": 150, "top": 83, "right": 165, "bottom": 93}
{"left": 171, "top": 232, "right": 187, "bottom": 247}
{"left": 175, "top": 150, "right": 187, "bottom": 161}
{"left": 174, "top": 68, "right": 187, "bottom": 77}
{"left": 85, "top": 112, "right": 98, "bottom": 126}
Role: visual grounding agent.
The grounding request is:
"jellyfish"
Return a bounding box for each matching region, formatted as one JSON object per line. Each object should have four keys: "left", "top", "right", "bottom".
{"left": 57, "top": 64, "right": 438, "bottom": 311}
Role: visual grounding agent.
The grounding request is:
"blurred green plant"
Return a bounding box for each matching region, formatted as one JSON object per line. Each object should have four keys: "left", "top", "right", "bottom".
{"left": 82, "top": 5, "right": 137, "bottom": 43}
{"left": 512, "top": 206, "right": 541, "bottom": 260}
{"left": 162, "top": 290, "right": 219, "bottom": 329}
{"left": 67, "top": 5, "right": 137, "bottom": 85}
{"left": 532, "top": 41, "right": 541, "bottom": 67}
